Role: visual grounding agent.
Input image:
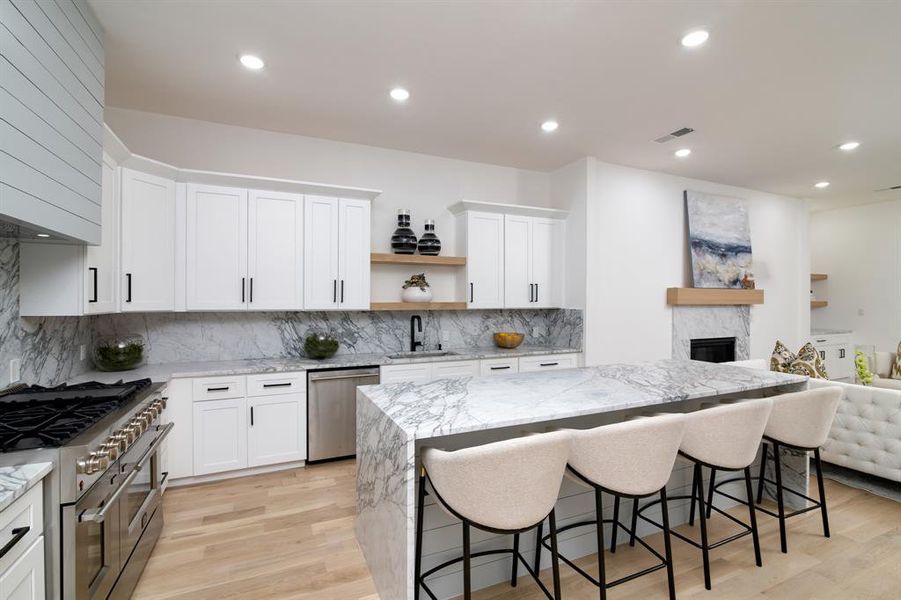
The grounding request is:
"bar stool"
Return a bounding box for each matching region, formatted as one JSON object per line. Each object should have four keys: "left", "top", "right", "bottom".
{"left": 415, "top": 431, "right": 571, "bottom": 600}
{"left": 535, "top": 413, "right": 686, "bottom": 600}
{"left": 711, "top": 387, "right": 842, "bottom": 554}
{"left": 637, "top": 398, "right": 773, "bottom": 590}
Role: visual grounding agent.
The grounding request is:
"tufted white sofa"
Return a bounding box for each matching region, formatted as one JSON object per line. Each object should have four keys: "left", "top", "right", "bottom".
{"left": 724, "top": 358, "right": 901, "bottom": 482}
{"left": 872, "top": 351, "right": 901, "bottom": 391}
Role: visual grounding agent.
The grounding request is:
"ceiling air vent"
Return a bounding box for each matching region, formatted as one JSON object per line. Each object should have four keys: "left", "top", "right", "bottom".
{"left": 654, "top": 127, "right": 695, "bottom": 144}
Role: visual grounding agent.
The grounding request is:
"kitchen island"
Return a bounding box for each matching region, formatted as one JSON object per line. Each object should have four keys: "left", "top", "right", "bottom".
{"left": 356, "top": 359, "right": 808, "bottom": 600}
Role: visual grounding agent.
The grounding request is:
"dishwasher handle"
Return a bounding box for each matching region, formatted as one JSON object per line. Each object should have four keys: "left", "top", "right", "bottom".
{"left": 308, "top": 368, "right": 380, "bottom": 382}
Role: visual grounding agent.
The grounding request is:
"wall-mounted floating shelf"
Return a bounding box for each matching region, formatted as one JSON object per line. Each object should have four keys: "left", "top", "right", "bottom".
{"left": 811, "top": 273, "right": 828, "bottom": 281}
{"left": 370, "top": 302, "right": 467, "bottom": 311}
{"left": 811, "top": 300, "right": 828, "bottom": 309}
{"left": 370, "top": 253, "right": 466, "bottom": 266}
{"left": 666, "top": 288, "right": 765, "bottom": 306}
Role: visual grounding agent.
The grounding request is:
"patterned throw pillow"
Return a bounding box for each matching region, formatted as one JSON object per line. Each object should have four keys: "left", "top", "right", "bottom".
{"left": 770, "top": 340, "right": 829, "bottom": 379}
{"left": 892, "top": 341, "right": 901, "bottom": 380}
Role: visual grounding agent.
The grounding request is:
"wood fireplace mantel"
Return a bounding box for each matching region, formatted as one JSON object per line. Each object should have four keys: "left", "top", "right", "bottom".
{"left": 667, "top": 287, "right": 765, "bottom": 306}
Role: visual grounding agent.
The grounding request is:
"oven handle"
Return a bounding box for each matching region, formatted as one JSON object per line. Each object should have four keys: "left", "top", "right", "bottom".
{"left": 79, "top": 423, "right": 174, "bottom": 524}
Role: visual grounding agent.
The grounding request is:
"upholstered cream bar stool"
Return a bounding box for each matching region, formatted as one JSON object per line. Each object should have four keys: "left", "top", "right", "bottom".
{"left": 534, "top": 414, "right": 686, "bottom": 600}
{"left": 637, "top": 398, "right": 773, "bottom": 591}
{"left": 414, "top": 431, "right": 570, "bottom": 600}
{"left": 711, "top": 387, "right": 843, "bottom": 554}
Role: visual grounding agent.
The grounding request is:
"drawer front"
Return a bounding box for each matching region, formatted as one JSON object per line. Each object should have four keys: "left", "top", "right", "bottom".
{"left": 430, "top": 360, "right": 479, "bottom": 380}
{"left": 247, "top": 372, "right": 306, "bottom": 397}
{"left": 480, "top": 358, "right": 519, "bottom": 376}
{"left": 380, "top": 364, "right": 431, "bottom": 385}
{"left": 0, "top": 536, "right": 44, "bottom": 599}
{"left": 809, "top": 334, "right": 851, "bottom": 347}
{"left": 518, "top": 353, "right": 580, "bottom": 373}
{"left": 192, "top": 375, "right": 246, "bottom": 401}
{"left": 0, "top": 482, "right": 43, "bottom": 574}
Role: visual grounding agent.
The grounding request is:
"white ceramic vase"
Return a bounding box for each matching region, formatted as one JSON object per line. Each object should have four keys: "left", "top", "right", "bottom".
{"left": 402, "top": 286, "right": 433, "bottom": 303}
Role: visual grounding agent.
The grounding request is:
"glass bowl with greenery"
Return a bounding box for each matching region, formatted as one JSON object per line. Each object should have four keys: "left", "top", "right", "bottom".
{"left": 304, "top": 332, "right": 340, "bottom": 360}
{"left": 92, "top": 334, "right": 146, "bottom": 371}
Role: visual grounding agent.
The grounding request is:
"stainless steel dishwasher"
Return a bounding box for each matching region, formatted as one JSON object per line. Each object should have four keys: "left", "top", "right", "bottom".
{"left": 307, "top": 367, "right": 380, "bottom": 462}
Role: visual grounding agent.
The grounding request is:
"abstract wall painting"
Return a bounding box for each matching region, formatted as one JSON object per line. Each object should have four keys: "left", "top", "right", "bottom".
{"left": 684, "top": 190, "right": 754, "bottom": 289}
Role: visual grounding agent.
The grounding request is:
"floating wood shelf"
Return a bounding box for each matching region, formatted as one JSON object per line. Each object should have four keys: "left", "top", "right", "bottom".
{"left": 811, "top": 300, "right": 829, "bottom": 309}
{"left": 370, "top": 302, "right": 467, "bottom": 311}
{"left": 370, "top": 253, "right": 466, "bottom": 266}
{"left": 666, "top": 288, "right": 765, "bottom": 306}
{"left": 811, "top": 273, "right": 828, "bottom": 281}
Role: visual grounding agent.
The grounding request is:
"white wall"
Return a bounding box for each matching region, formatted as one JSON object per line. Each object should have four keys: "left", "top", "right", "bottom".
{"left": 550, "top": 158, "right": 590, "bottom": 310}
{"left": 810, "top": 199, "right": 901, "bottom": 352}
{"left": 582, "top": 160, "right": 810, "bottom": 365}
{"left": 105, "top": 108, "right": 550, "bottom": 303}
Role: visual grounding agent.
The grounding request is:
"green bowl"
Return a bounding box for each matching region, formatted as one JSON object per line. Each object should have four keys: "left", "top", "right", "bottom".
{"left": 304, "top": 334, "right": 340, "bottom": 359}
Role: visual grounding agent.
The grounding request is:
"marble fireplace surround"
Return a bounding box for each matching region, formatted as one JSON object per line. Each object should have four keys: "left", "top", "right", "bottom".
{"left": 672, "top": 305, "right": 751, "bottom": 362}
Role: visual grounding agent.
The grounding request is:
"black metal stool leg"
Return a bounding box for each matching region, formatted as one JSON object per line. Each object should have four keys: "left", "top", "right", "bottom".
{"left": 659, "top": 486, "right": 677, "bottom": 600}
{"left": 462, "top": 521, "right": 472, "bottom": 600}
{"left": 689, "top": 464, "right": 698, "bottom": 526}
{"left": 414, "top": 473, "right": 426, "bottom": 600}
{"left": 533, "top": 519, "right": 544, "bottom": 575}
{"left": 511, "top": 533, "right": 520, "bottom": 586}
{"left": 594, "top": 487, "right": 607, "bottom": 600}
{"left": 756, "top": 443, "right": 768, "bottom": 504}
{"left": 772, "top": 442, "right": 788, "bottom": 553}
{"left": 629, "top": 497, "right": 639, "bottom": 547}
{"left": 694, "top": 463, "right": 712, "bottom": 590}
{"left": 610, "top": 495, "right": 620, "bottom": 553}
{"left": 814, "top": 448, "right": 831, "bottom": 538}
{"left": 548, "top": 509, "right": 562, "bottom": 600}
{"left": 744, "top": 466, "right": 763, "bottom": 567}
{"left": 706, "top": 467, "right": 717, "bottom": 518}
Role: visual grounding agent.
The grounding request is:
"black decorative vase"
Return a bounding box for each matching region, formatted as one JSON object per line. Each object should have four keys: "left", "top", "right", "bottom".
{"left": 391, "top": 209, "right": 417, "bottom": 254}
{"left": 417, "top": 220, "right": 441, "bottom": 255}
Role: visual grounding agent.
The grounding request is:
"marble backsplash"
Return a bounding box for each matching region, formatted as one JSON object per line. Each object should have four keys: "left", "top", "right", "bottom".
{"left": 0, "top": 240, "right": 92, "bottom": 388}
{"left": 92, "top": 308, "right": 582, "bottom": 364}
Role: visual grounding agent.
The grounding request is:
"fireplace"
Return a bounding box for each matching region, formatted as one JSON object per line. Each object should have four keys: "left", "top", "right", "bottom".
{"left": 690, "top": 337, "right": 736, "bottom": 363}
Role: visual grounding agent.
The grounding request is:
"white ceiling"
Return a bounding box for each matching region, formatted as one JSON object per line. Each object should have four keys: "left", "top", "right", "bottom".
{"left": 91, "top": 0, "right": 901, "bottom": 209}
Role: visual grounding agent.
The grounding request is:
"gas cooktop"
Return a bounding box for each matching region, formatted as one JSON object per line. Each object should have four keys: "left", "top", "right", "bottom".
{"left": 0, "top": 379, "right": 152, "bottom": 452}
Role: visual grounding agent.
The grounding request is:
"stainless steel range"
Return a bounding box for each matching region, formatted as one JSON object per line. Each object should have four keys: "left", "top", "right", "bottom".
{"left": 0, "top": 379, "right": 172, "bottom": 600}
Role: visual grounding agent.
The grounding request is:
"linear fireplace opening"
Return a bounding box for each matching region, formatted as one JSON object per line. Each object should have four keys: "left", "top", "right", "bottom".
{"left": 691, "top": 337, "right": 736, "bottom": 363}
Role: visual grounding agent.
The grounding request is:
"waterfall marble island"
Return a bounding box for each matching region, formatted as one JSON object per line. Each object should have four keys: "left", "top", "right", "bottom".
{"left": 355, "top": 359, "right": 809, "bottom": 600}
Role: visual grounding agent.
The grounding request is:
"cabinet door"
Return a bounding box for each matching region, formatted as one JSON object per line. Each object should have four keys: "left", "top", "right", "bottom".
{"left": 248, "top": 393, "right": 306, "bottom": 467}
{"left": 466, "top": 212, "right": 504, "bottom": 308}
{"left": 431, "top": 360, "right": 479, "bottom": 380}
{"left": 303, "top": 196, "right": 340, "bottom": 310}
{"left": 193, "top": 398, "right": 248, "bottom": 475}
{"left": 503, "top": 215, "right": 532, "bottom": 308}
{"left": 531, "top": 218, "right": 563, "bottom": 308}
{"left": 337, "top": 199, "right": 371, "bottom": 310}
{"left": 519, "top": 353, "right": 580, "bottom": 372}
{"left": 0, "top": 537, "right": 44, "bottom": 600}
{"left": 829, "top": 346, "right": 852, "bottom": 380}
{"left": 380, "top": 364, "right": 431, "bottom": 384}
{"left": 248, "top": 190, "right": 303, "bottom": 310}
{"left": 84, "top": 153, "right": 119, "bottom": 314}
{"left": 120, "top": 168, "right": 176, "bottom": 311}
{"left": 186, "top": 184, "right": 248, "bottom": 310}
{"left": 162, "top": 379, "right": 193, "bottom": 481}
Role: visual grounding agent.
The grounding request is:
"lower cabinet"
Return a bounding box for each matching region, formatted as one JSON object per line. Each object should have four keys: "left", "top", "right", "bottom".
{"left": 381, "top": 354, "right": 580, "bottom": 384}
{"left": 193, "top": 397, "right": 248, "bottom": 475}
{"left": 808, "top": 334, "right": 853, "bottom": 381}
{"left": 519, "top": 353, "right": 580, "bottom": 372}
{"left": 248, "top": 394, "right": 307, "bottom": 467}
{"left": 480, "top": 358, "right": 519, "bottom": 376}
{"left": 431, "top": 360, "right": 480, "bottom": 380}
{"left": 0, "top": 483, "right": 45, "bottom": 600}
{"left": 0, "top": 537, "right": 44, "bottom": 600}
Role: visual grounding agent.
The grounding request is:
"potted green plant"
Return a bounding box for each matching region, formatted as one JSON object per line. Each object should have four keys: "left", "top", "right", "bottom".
{"left": 401, "top": 273, "right": 432, "bottom": 303}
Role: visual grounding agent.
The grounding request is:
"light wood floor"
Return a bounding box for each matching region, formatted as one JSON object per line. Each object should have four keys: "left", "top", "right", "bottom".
{"left": 133, "top": 460, "right": 900, "bottom": 600}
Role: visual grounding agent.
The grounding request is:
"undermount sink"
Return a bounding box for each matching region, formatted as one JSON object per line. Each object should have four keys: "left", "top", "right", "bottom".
{"left": 387, "top": 350, "right": 459, "bottom": 359}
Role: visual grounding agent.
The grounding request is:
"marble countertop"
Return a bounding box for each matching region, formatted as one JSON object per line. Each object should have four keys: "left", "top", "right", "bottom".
{"left": 0, "top": 463, "right": 52, "bottom": 513}
{"left": 358, "top": 359, "right": 807, "bottom": 439}
{"left": 811, "top": 329, "right": 853, "bottom": 336}
{"left": 71, "top": 345, "right": 580, "bottom": 384}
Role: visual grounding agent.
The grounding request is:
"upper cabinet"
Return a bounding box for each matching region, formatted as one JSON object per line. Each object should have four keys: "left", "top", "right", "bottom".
{"left": 0, "top": 0, "right": 104, "bottom": 243}
{"left": 121, "top": 168, "right": 177, "bottom": 312}
{"left": 85, "top": 153, "right": 121, "bottom": 314}
{"left": 304, "top": 197, "right": 370, "bottom": 310}
{"left": 458, "top": 211, "right": 505, "bottom": 309}
{"left": 248, "top": 190, "right": 304, "bottom": 310}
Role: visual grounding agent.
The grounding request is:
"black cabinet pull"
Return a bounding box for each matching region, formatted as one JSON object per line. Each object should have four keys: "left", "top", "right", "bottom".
{"left": 249, "top": 277, "right": 253, "bottom": 303}
{"left": 470, "top": 282, "right": 474, "bottom": 303}
{"left": 241, "top": 277, "right": 246, "bottom": 302}
{"left": 250, "top": 406, "right": 254, "bottom": 426}
{"left": 535, "top": 284, "right": 539, "bottom": 303}
{"left": 539, "top": 362, "right": 559, "bottom": 367}
{"left": 839, "top": 349, "right": 845, "bottom": 359}
{"left": 340, "top": 280, "right": 344, "bottom": 303}
{"left": 88, "top": 267, "right": 98, "bottom": 303}
{"left": 333, "top": 280, "right": 337, "bottom": 303}
{"left": 490, "top": 365, "right": 511, "bottom": 371}
{"left": 529, "top": 283, "right": 533, "bottom": 303}
{"left": 126, "top": 273, "right": 132, "bottom": 303}
{"left": 206, "top": 386, "right": 230, "bottom": 392}
{"left": 0, "top": 526, "right": 30, "bottom": 560}
{"left": 262, "top": 382, "right": 292, "bottom": 388}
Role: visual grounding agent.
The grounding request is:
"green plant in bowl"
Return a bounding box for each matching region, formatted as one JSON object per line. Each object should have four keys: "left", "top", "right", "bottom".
{"left": 92, "top": 335, "right": 145, "bottom": 371}
{"left": 304, "top": 333, "right": 340, "bottom": 359}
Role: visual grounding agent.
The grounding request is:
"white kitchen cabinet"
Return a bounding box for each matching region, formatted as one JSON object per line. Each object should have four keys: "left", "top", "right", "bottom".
{"left": 161, "top": 379, "right": 193, "bottom": 481}
{"left": 303, "top": 196, "right": 371, "bottom": 310}
{"left": 121, "top": 168, "right": 176, "bottom": 311}
{"left": 808, "top": 333, "right": 853, "bottom": 381}
{"left": 459, "top": 211, "right": 505, "bottom": 308}
{"left": 431, "top": 360, "right": 479, "bottom": 380}
{"left": 503, "top": 215, "right": 532, "bottom": 308}
{"left": 480, "top": 358, "right": 519, "bottom": 376}
{"left": 519, "top": 353, "right": 580, "bottom": 372}
{"left": 185, "top": 184, "right": 249, "bottom": 310}
{"left": 248, "top": 393, "right": 307, "bottom": 466}
{"left": 248, "top": 190, "right": 304, "bottom": 310}
{"left": 503, "top": 215, "right": 563, "bottom": 309}
{"left": 379, "top": 364, "right": 432, "bottom": 385}
{"left": 0, "top": 537, "right": 44, "bottom": 600}
{"left": 193, "top": 397, "right": 248, "bottom": 475}
{"left": 84, "top": 152, "right": 120, "bottom": 314}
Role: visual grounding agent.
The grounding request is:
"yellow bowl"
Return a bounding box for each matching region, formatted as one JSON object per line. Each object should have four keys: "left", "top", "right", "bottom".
{"left": 494, "top": 332, "right": 524, "bottom": 349}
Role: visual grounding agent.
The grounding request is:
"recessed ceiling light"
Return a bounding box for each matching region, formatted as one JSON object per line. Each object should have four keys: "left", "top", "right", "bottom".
{"left": 239, "top": 54, "right": 264, "bottom": 70}
{"left": 35, "top": 233, "right": 50, "bottom": 238}
{"left": 390, "top": 87, "right": 410, "bottom": 102}
{"left": 674, "top": 148, "right": 692, "bottom": 158}
{"left": 541, "top": 120, "right": 559, "bottom": 133}
{"left": 681, "top": 30, "right": 709, "bottom": 48}
{"left": 814, "top": 181, "right": 830, "bottom": 189}
{"left": 838, "top": 141, "right": 860, "bottom": 151}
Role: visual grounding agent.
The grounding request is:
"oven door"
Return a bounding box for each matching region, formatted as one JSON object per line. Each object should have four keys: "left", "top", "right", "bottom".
{"left": 69, "top": 469, "right": 121, "bottom": 600}
{"left": 119, "top": 420, "right": 172, "bottom": 561}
